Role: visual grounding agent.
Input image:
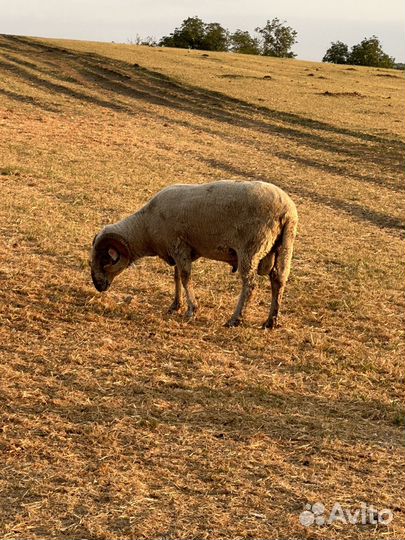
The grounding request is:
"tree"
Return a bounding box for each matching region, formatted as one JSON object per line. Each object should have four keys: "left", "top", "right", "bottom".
{"left": 159, "top": 17, "right": 229, "bottom": 52}
{"left": 255, "top": 18, "right": 297, "bottom": 58}
{"left": 322, "top": 41, "right": 349, "bottom": 64}
{"left": 159, "top": 16, "right": 299, "bottom": 58}
{"left": 229, "top": 29, "right": 260, "bottom": 55}
{"left": 348, "top": 36, "right": 395, "bottom": 68}
{"left": 159, "top": 16, "right": 205, "bottom": 49}
{"left": 201, "top": 22, "right": 230, "bottom": 51}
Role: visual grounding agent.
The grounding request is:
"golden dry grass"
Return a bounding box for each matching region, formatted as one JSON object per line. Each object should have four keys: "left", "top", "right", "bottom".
{"left": 0, "top": 34, "right": 404, "bottom": 539}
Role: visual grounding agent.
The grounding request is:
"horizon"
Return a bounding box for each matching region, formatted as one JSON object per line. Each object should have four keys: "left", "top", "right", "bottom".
{"left": 0, "top": 0, "right": 404, "bottom": 63}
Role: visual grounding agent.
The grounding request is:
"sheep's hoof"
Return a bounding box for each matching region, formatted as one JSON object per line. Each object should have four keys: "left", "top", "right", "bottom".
{"left": 225, "top": 318, "right": 242, "bottom": 328}
{"left": 262, "top": 318, "right": 278, "bottom": 330}
{"left": 184, "top": 307, "right": 197, "bottom": 321}
{"left": 167, "top": 302, "right": 181, "bottom": 314}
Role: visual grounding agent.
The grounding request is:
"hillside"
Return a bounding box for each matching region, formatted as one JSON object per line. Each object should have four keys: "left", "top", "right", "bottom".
{"left": 0, "top": 34, "right": 404, "bottom": 539}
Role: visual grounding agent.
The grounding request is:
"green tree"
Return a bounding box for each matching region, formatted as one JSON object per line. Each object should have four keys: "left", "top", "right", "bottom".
{"left": 159, "top": 16, "right": 205, "bottom": 49}
{"left": 159, "top": 17, "right": 229, "bottom": 52}
{"left": 201, "top": 22, "right": 230, "bottom": 51}
{"left": 322, "top": 41, "right": 350, "bottom": 64}
{"left": 348, "top": 36, "right": 395, "bottom": 68}
{"left": 229, "top": 29, "right": 260, "bottom": 55}
{"left": 255, "top": 18, "right": 297, "bottom": 58}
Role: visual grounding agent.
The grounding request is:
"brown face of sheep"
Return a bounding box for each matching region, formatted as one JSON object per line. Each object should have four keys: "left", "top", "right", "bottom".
{"left": 90, "top": 236, "right": 131, "bottom": 292}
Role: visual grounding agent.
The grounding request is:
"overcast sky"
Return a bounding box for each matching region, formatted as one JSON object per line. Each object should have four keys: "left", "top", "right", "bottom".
{"left": 1, "top": 0, "right": 404, "bottom": 62}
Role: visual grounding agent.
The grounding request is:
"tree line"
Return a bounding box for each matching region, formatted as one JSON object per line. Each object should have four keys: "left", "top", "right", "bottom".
{"left": 159, "top": 16, "right": 298, "bottom": 58}
{"left": 137, "top": 16, "right": 397, "bottom": 68}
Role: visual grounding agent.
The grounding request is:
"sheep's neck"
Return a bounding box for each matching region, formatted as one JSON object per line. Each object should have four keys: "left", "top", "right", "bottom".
{"left": 118, "top": 210, "right": 155, "bottom": 261}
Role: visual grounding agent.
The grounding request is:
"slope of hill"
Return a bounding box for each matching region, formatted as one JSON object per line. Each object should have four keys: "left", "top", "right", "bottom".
{"left": 0, "top": 34, "right": 404, "bottom": 539}
{"left": 41, "top": 36, "right": 405, "bottom": 139}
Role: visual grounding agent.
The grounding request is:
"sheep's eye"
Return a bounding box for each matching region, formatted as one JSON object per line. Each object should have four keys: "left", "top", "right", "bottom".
{"left": 100, "top": 254, "right": 111, "bottom": 267}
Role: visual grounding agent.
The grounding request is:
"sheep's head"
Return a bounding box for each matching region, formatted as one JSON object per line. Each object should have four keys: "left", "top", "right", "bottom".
{"left": 90, "top": 231, "right": 131, "bottom": 292}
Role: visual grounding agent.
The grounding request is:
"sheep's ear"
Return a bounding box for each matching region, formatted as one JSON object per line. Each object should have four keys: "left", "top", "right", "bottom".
{"left": 96, "top": 233, "right": 130, "bottom": 263}
{"left": 108, "top": 247, "right": 119, "bottom": 263}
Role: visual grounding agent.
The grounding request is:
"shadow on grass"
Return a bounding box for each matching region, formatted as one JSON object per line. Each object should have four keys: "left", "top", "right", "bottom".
{"left": 201, "top": 158, "right": 405, "bottom": 235}
{"left": 2, "top": 267, "right": 403, "bottom": 536}
{"left": 0, "top": 87, "right": 61, "bottom": 113}
{"left": 277, "top": 152, "right": 405, "bottom": 194}
{"left": 5, "top": 342, "right": 403, "bottom": 451}
{"left": 0, "top": 57, "right": 127, "bottom": 113}
{"left": 1, "top": 34, "right": 404, "bottom": 178}
{"left": 4, "top": 277, "right": 403, "bottom": 452}
{"left": 1, "top": 34, "right": 404, "bottom": 238}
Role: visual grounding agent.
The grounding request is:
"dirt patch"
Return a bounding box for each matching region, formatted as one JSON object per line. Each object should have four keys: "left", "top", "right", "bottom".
{"left": 320, "top": 90, "right": 365, "bottom": 97}
{"left": 375, "top": 73, "right": 402, "bottom": 78}
{"left": 220, "top": 73, "right": 273, "bottom": 81}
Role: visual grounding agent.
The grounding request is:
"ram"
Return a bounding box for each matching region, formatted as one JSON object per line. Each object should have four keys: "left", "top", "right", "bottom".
{"left": 90, "top": 180, "right": 298, "bottom": 328}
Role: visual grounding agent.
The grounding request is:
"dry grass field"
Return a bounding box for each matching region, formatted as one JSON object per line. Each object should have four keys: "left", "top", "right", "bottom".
{"left": 0, "top": 34, "right": 404, "bottom": 539}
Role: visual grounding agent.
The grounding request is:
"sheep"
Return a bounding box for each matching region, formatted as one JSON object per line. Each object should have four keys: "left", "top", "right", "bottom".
{"left": 90, "top": 180, "right": 298, "bottom": 328}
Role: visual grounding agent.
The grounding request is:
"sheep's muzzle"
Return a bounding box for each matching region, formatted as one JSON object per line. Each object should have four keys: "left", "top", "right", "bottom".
{"left": 91, "top": 271, "right": 110, "bottom": 292}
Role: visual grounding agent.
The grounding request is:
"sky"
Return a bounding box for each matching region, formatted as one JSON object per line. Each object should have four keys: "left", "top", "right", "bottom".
{"left": 1, "top": 0, "right": 404, "bottom": 62}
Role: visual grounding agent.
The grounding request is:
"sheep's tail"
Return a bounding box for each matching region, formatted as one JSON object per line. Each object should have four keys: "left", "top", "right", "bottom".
{"left": 258, "top": 214, "right": 297, "bottom": 276}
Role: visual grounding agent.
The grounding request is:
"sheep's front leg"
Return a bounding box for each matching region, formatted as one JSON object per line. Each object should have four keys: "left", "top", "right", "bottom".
{"left": 178, "top": 260, "right": 198, "bottom": 319}
{"left": 225, "top": 268, "right": 256, "bottom": 327}
{"left": 168, "top": 265, "right": 182, "bottom": 313}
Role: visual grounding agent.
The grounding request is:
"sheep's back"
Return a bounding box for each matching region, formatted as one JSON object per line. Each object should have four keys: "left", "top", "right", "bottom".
{"left": 145, "top": 180, "right": 295, "bottom": 257}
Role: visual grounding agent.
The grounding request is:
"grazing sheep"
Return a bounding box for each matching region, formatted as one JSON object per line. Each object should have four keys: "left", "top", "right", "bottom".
{"left": 90, "top": 180, "right": 298, "bottom": 328}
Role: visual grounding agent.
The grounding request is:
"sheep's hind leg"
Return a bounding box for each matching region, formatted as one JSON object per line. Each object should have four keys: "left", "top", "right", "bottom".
{"left": 263, "top": 268, "right": 284, "bottom": 329}
{"left": 225, "top": 262, "right": 256, "bottom": 327}
{"left": 262, "top": 221, "right": 295, "bottom": 329}
{"left": 168, "top": 265, "right": 182, "bottom": 313}
{"left": 178, "top": 260, "right": 198, "bottom": 320}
